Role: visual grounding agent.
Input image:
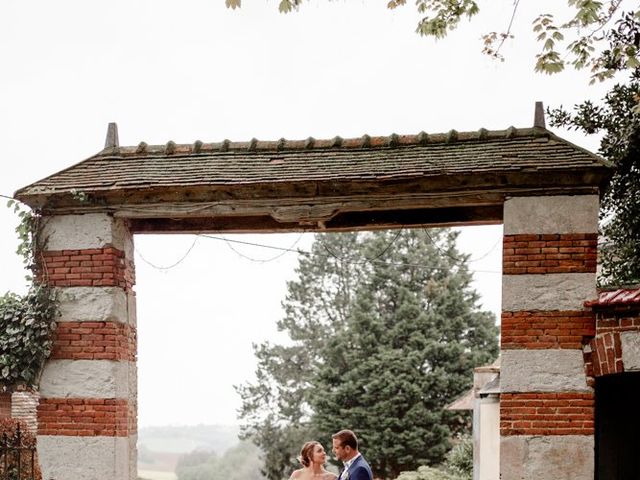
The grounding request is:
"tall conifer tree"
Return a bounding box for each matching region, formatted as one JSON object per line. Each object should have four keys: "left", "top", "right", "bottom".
{"left": 237, "top": 229, "right": 499, "bottom": 480}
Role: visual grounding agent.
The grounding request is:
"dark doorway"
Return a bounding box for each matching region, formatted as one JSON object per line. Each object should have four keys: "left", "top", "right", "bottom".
{"left": 596, "top": 372, "right": 640, "bottom": 480}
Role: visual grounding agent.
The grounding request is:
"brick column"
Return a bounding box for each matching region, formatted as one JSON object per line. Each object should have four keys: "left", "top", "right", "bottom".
{"left": 0, "top": 392, "right": 11, "bottom": 418}
{"left": 585, "top": 305, "right": 640, "bottom": 376}
{"left": 500, "top": 195, "right": 598, "bottom": 480}
{"left": 36, "top": 213, "right": 137, "bottom": 480}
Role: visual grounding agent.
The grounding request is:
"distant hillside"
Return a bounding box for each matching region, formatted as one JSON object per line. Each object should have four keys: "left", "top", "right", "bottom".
{"left": 138, "top": 424, "right": 241, "bottom": 455}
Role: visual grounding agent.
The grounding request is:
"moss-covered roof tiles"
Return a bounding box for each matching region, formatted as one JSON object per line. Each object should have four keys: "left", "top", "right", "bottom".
{"left": 16, "top": 127, "right": 607, "bottom": 200}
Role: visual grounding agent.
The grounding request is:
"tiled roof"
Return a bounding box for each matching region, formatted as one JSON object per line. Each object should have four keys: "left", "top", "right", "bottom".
{"left": 585, "top": 288, "right": 640, "bottom": 308}
{"left": 16, "top": 126, "right": 607, "bottom": 200}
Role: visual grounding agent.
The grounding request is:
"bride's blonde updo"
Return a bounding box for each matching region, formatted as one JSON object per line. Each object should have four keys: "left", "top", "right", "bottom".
{"left": 299, "top": 441, "right": 321, "bottom": 467}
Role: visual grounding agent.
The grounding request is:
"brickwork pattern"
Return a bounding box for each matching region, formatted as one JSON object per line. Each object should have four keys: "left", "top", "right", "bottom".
{"left": 500, "top": 392, "right": 594, "bottom": 436}
{"left": 503, "top": 233, "right": 597, "bottom": 275}
{"left": 501, "top": 311, "right": 595, "bottom": 349}
{"left": 583, "top": 312, "right": 640, "bottom": 378}
{"left": 51, "top": 321, "right": 136, "bottom": 361}
{"left": 0, "top": 393, "right": 11, "bottom": 418}
{"left": 11, "top": 391, "right": 39, "bottom": 433}
{"left": 37, "top": 398, "right": 135, "bottom": 437}
{"left": 588, "top": 332, "right": 623, "bottom": 377}
{"left": 41, "top": 247, "right": 134, "bottom": 290}
{"left": 596, "top": 314, "right": 640, "bottom": 333}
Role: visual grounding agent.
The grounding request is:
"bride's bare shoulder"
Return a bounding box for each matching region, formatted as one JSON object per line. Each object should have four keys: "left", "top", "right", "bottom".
{"left": 324, "top": 472, "right": 338, "bottom": 480}
{"left": 290, "top": 469, "right": 304, "bottom": 479}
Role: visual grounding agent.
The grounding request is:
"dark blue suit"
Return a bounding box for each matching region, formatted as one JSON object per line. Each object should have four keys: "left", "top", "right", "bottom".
{"left": 342, "top": 454, "right": 373, "bottom": 480}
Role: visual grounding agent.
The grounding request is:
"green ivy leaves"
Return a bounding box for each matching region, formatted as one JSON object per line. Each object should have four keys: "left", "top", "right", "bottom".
{"left": 0, "top": 286, "right": 58, "bottom": 390}
{"left": 1, "top": 202, "right": 60, "bottom": 391}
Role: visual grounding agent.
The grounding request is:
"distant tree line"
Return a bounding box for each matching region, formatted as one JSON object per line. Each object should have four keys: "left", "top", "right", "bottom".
{"left": 175, "top": 440, "right": 265, "bottom": 480}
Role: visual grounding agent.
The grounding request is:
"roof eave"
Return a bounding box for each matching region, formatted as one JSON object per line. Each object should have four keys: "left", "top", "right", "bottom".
{"left": 14, "top": 165, "right": 610, "bottom": 212}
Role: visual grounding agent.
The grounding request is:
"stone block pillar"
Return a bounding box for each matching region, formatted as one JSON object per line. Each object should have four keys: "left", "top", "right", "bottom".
{"left": 12, "top": 390, "right": 39, "bottom": 433}
{"left": 500, "top": 195, "right": 598, "bottom": 480}
{"left": 36, "top": 213, "right": 137, "bottom": 480}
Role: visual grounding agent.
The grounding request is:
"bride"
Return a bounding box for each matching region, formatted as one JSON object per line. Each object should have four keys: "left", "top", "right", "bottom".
{"left": 289, "top": 441, "right": 337, "bottom": 480}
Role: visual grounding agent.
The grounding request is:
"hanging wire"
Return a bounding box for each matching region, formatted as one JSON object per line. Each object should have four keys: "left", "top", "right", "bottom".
{"left": 212, "top": 232, "right": 306, "bottom": 263}
{"left": 2, "top": 189, "right": 501, "bottom": 274}
{"left": 135, "top": 236, "right": 199, "bottom": 270}
{"left": 422, "top": 228, "right": 501, "bottom": 264}
{"left": 130, "top": 230, "right": 501, "bottom": 274}
{"left": 198, "top": 233, "right": 308, "bottom": 258}
{"left": 320, "top": 228, "right": 405, "bottom": 264}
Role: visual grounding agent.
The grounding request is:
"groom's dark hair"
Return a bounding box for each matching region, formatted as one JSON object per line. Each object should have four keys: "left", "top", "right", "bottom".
{"left": 332, "top": 429, "right": 358, "bottom": 450}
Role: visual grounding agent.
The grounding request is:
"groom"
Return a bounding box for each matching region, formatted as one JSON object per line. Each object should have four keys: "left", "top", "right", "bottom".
{"left": 332, "top": 430, "right": 373, "bottom": 480}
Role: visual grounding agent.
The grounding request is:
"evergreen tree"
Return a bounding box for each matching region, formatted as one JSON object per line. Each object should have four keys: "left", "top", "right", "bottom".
{"left": 236, "top": 233, "right": 366, "bottom": 478}
{"left": 310, "top": 230, "right": 497, "bottom": 478}
{"left": 237, "top": 229, "right": 499, "bottom": 480}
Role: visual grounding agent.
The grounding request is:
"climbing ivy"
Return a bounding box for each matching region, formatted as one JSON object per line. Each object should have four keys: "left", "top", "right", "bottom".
{"left": 0, "top": 202, "right": 59, "bottom": 391}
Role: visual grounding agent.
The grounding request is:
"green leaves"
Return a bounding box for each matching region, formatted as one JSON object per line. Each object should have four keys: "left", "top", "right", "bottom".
{"left": 225, "top": 0, "right": 241, "bottom": 9}
{"left": 226, "top": 0, "right": 640, "bottom": 79}
{"left": 278, "top": 0, "right": 301, "bottom": 14}
{"left": 1, "top": 204, "right": 59, "bottom": 391}
{"left": 414, "top": 0, "right": 480, "bottom": 39}
{"left": 548, "top": 79, "right": 640, "bottom": 286}
{"left": 566, "top": 0, "right": 604, "bottom": 28}
{"left": 0, "top": 286, "right": 58, "bottom": 390}
{"left": 532, "top": 14, "right": 566, "bottom": 74}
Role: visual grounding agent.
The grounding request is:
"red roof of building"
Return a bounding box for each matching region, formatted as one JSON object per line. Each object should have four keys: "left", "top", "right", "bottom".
{"left": 585, "top": 288, "right": 640, "bottom": 308}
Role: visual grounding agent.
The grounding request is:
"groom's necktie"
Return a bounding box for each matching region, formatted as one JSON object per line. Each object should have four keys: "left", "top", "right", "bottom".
{"left": 339, "top": 465, "right": 350, "bottom": 480}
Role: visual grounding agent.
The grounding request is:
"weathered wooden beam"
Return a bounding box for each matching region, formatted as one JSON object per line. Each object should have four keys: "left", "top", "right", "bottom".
{"left": 22, "top": 168, "right": 606, "bottom": 216}
{"left": 129, "top": 205, "right": 503, "bottom": 234}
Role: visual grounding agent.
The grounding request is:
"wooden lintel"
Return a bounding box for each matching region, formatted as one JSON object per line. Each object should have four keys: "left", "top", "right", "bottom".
{"left": 24, "top": 168, "right": 606, "bottom": 217}
{"left": 129, "top": 205, "right": 503, "bottom": 234}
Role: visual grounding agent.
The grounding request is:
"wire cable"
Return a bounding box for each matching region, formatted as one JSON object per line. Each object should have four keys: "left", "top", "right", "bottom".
{"left": 135, "top": 236, "right": 199, "bottom": 270}
{"left": 134, "top": 231, "right": 501, "bottom": 274}
{"left": 320, "top": 228, "right": 404, "bottom": 265}
{"left": 423, "top": 228, "right": 501, "bottom": 264}
{"left": 215, "top": 232, "right": 306, "bottom": 263}
{"left": 198, "top": 233, "right": 308, "bottom": 257}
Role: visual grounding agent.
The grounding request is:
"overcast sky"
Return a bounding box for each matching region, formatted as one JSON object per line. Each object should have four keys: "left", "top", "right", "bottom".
{"left": 0, "top": 1, "right": 608, "bottom": 427}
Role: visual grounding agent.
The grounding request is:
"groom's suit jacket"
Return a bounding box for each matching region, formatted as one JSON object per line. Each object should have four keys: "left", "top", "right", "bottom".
{"left": 342, "top": 454, "right": 373, "bottom": 480}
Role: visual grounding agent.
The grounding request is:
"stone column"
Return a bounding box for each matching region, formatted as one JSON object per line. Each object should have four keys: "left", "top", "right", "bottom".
{"left": 500, "top": 195, "right": 598, "bottom": 480}
{"left": 12, "top": 390, "right": 39, "bottom": 433}
{"left": 36, "top": 213, "right": 137, "bottom": 480}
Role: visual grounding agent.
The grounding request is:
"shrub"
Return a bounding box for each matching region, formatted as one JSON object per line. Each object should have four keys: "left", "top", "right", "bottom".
{"left": 0, "top": 419, "right": 41, "bottom": 480}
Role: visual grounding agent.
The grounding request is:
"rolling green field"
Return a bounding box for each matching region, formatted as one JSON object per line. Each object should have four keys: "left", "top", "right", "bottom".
{"left": 137, "top": 424, "right": 242, "bottom": 480}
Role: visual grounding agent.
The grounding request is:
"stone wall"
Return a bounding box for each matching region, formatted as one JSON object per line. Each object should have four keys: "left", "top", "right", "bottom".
{"left": 500, "top": 195, "right": 598, "bottom": 480}
{"left": 12, "top": 390, "right": 39, "bottom": 433}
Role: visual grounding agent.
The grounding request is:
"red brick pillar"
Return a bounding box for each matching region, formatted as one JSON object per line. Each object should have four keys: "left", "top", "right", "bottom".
{"left": 36, "top": 214, "right": 137, "bottom": 480}
{"left": 585, "top": 295, "right": 640, "bottom": 377}
{"left": 0, "top": 392, "right": 11, "bottom": 418}
{"left": 500, "top": 195, "right": 598, "bottom": 480}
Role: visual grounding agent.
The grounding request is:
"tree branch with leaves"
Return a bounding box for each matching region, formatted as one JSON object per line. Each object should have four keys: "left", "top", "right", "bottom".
{"left": 225, "top": 0, "right": 639, "bottom": 81}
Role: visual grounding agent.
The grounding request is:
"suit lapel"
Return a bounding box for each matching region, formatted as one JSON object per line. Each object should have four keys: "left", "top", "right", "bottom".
{"left": 341, "top": 456, "right": 359, "bottom": 480}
